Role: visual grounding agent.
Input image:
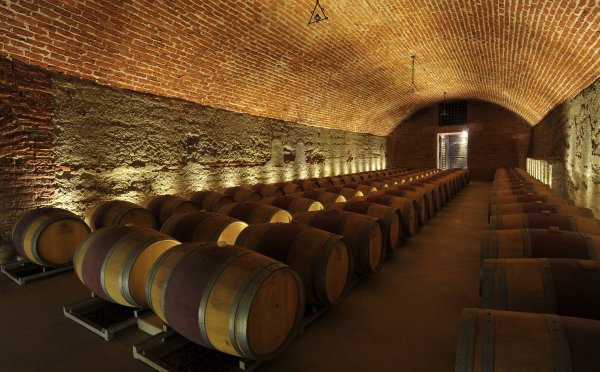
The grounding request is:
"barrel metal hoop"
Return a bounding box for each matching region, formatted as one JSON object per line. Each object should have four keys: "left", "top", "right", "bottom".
{"left": 522, "top": 229, "right": 532, "bottom": 257}
{"left": 568, "top": 216, "right": 577, "bottom": 232}
{"left": 292, "top": 227, "right": 329, "bottom": 304}
{"left": 30, "top": 215, "right": 82, "bottom": 265}
{"left": 522, "top": 214, "right": 529, "bottom": 229}
{"left": 544, "top": 314, "right": 573, "bottom": 372}
{"left": 354, "top": 216, "right": 372, "bottom": 272}
{"left": 497, "top": 260, "right": 508, "bottom": 309}
{"left": 539, "top": 259, "right": 558, "bottom": 313}
{"left": 197, "top": 250, "right": 253, "bottom": 349}
{"left": 581, "top": 233, "right": 597, "bottom": 260}
{"left": 481, "top": 260, "right": 494, "bottom": 308}
{"left": 145, "top": 247, "right": 180, "bottom": 310}
{"left": 455, "top": 308, "right": 477, "bottom": 372}
{"left": 481, "top": 310, "right": 495, "bottom": 372}
{"left": 113, "top": 205, "right": 140, "bottom": 227}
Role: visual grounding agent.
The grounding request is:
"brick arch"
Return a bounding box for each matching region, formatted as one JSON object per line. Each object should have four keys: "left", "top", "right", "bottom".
{"left": 1, "top": 1, "right": 598, "bottom": 135}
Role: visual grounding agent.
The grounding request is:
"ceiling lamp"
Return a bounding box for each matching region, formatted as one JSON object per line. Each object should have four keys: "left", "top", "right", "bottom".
{"left": 406, "top": 55, "right": 418, "bottom": 93}
{"left": 441, "top": 91, "right": 449, "bottom": 118}
{"left": 308, "top": 0, "right": 328, "bottom": 25}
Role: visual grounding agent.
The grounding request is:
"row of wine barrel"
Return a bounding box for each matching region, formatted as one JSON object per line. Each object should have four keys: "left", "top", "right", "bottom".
{"left": 455, "top": 167, "right": 600, "bottom": 371}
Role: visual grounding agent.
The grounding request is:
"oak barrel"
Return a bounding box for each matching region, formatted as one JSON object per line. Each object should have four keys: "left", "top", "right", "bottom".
{"left": 85, "top": 200, "right": 157, "bottom": 231}
{"left": 343, "top": 183, "right": 378, "bottom": 196}
{"left": 160, "top": 211, "right": 248, "bottom": 245}
{"left": 456, "top": 308, "right": 600, "bottom": 372}
{"left": 481, "top": 258, "right": 600, "bottom": 319}
{"left": 12, "top": 207, "right": 91, "bottom": 267}
{"left": 319, "top": 186, "right": 364, "bottom": 200}
{"left": 252, "top": 184, "right": 285, "bottom": 199}
{"left": 260, "top": 196, "right": 323, "bottom": 214}
{"left": 272, "top": 182, "right": 303, "bottom": 195}
{"left": 145, "top": 195, "right": 198, "bottom": 227}
{"left": 295, "top": 190, "right": 346, "bottom": 206}
{"left": 489, "top": 202, "right": 593, "bottom": 219}
{"left": 221, "top": 186, "right": 262, "bottom": 202}
{"left": 489, "top": 213, "right": 600, "bottom": 235}
{"left": 217, "top": 202, "right": 293, "bottom": 224}
{"left": 190, "top": 191, "right": 234, "bottom": 212}
{"left": 359, "top": 194, "right": 418, "bottom": 237}
{"left": 74, "top": 226, "right": 179, "bottom": 307}
{"left": 146, "top": 242, "right": 304, "bottom": 360}
{"left": 235, "top": 223, "right": 352, "bottom": 305}
{"left": 489, "top": 194, "right": 572, "bottom": 205}
{"left": 293, "top": 209, "right": 385, "bottom": 274}
{"left": 376, "top": 189, "right": 427, "bottom": 226}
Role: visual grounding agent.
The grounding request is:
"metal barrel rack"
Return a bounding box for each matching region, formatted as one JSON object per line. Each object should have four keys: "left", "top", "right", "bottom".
{"left": 1, "top": 259, "right": 73, "bottom": 286}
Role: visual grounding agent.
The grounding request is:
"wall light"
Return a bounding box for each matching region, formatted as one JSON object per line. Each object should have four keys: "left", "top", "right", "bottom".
{"left": 460, "top": 130, "right": 468, "bottom": 138}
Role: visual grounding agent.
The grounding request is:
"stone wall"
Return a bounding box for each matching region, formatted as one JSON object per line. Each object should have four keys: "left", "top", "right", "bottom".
{"left": 387, "top": 100, "right": 532, "bottom": 181}
{"left": 530, "top": 78, "right": 600, "bottom": 218}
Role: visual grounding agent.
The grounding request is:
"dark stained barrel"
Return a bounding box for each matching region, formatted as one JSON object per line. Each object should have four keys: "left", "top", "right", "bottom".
{"left": 145, "top": 195, "right": 198, "bottom": 227}
{"left": 368, "top": 180, "right": 389, "bottom": 190}
{"left": 489, "top": 213, "right": 600, "bottom": 236}
{"left": 456, "top": 308, "right": 600, "bottom": 372}
{"left": 318, "top": 186, "right": 364, "bottom": 200}
{"left": 74, "top": 226, "right": 179, "bottom": 307}
{"left": 410, "top": 181, "right": 442, "bottom": 212}
{"left": 326, "top": 201, "right": 402, "bottom": 253}
{"left": 489, "top": 202, "right": 594, "bottom": 219}
{"left": 341, "top": 175, "right": 359, "bottom": 184}
{"left": 295, "top": 190, "right": 346, "bottom": 206}
{"left": 217, "top": 202, "right": 292, "bottom": 224}
{"left": 343, "top": 183, "right": 378, "bottom": 196}
{"left": 85, "top": 200, "right": 157, "bottom": 231}
{"left": 490, "top": 194, "right": 573, "bottom": 205}
{"left": 252, "top": 184, "right": 285, "bottom": 199}
{"left": 221, "top": 186, "right": 262, "bottom": 202}
{"left": 481, "top": 229, "right": 600, "bottom": 261}
{"left": 394, "top": 184, "right": 433, "bottom": 218}
{"left": 359, "top": 194, "right": 418, "bottom": 237}
{"left": 291, "top": 179, "right": 318, "bottom": 192}
{"left": 190, "top": 191, "right": 234, "bottom": 212}
{"left": 481, "top": 258, "right": 600, "bottom": 320}
{"left": 260, "top": 196, "right": 323, "bottom": 214}
{"left": 160, "top": 211, "right": 248, "bottom": 245}
{"left": 235, "top": 223, "right": 352, "bottom": 305}
{"left": 293, "top": 209, "right": 385, "bottom": 274}
{"left": 12, "top": 207, "right": 91, "bottom": 267}
{"left": 272, "top": 182, "right": 303, "bottom": 195}
{"left": 313, "top": 177, "right": 334, "bottom": 188}
{"left": 328, "top": 176, "right": 344, "bottom": 185}
{"left": 375, "top": 189, "right": 427, "bottom": 226}
{"left": 147, "top": 243, "right": 304, "bottom": 360}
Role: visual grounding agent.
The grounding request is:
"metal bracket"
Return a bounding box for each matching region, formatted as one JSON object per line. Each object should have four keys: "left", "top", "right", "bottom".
{"left": 1, "top": 259, "right": 72, "bottom": 285}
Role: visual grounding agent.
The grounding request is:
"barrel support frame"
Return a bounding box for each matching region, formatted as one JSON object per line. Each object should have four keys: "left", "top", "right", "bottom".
{"left": 0, "top": 258, "right": 73, "bottom": 285}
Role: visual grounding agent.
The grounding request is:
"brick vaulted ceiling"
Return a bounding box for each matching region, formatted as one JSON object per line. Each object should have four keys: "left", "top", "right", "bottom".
{"left": 1, "top": 1, "right": 599, "bottom": 136}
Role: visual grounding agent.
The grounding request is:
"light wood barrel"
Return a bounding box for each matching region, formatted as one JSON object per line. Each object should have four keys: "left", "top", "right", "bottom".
{"left": 252, "top": 184, "right": 285, "bottom": 199}
{"left": 481, "top": 258, "right": 600, "bottom": 320}
{"left": 359, "top": 194, "right": 418, "bottom": 237}
{"left": 481, "top": 228, "right": 600, "bottom": 261}
{"left": 160, "top": 211, "right": 248, "bottom": 245}
{"left": 146, "top": 243, "right": 304, "bottom": 360}
{"left": 293, "top": 210, "right": 384, "bottom": 274}
{"left": 326, "top": 201, "right": 402, "bottom": 253}
{"left": 272, "top": 182, "right": 303, "bottom": 195}
{"left": 190, "top": 191, "right": 234, "bottom": 212}
{"left": 489, "top": 202, "right": 594, "bottom": 219}
{"left": 221, "top": 186, "right": 262, "bottom": 202}
{"left": 456, "top": 308, "right": 600, "bottom": 372}
{"left": 85, "top": 200, "right": 157, "bottom": 231}
{"left": 260, "top": 196, "right": 323, "bottom": 214}
{"left": 235, "top": 223, "right": 352, "bottom": 305}
{"left": 319, "top": 186, "right": 364, "bottom": 200}
{"left": 145, "top": 195, "right": 198, "bottom": 227}
{"left": 217, "top": 202, "right": 292, "bottom": 224}
{"left": 296, "top": 190, "right": 346, "bottom": 206}
{"left": 74, "top": 226, "right": 179, "bottom": 307}
{"left": 376, "top": 189, "right": 427, "bottom": 226}
{"left": 489, "top": 194, "right": 573, "bottom": 205}
{"left": 12, "top": 207, "right": 91, "bottom": 267}
{"left": 489, "top": 213, "right": 600, "bottom": 235}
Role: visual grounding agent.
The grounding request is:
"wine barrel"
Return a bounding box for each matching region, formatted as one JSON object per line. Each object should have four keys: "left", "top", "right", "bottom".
{"left": 376, "top": 189, "right": 427, "bottom": 226}
{"left": 313, "top": 177, "right": 334, "bottom": 188}
{"left": 359, "top": 194, "right": 418, "bottom": 237}
{"left": 319, "top": 186, "right": 364, "bottom": 200}
{"left": 146, "top": 243, "right": 304, "bottom": 360}
{"left": 272, "top": 182, "right": 303, "bottom": 195}
{"left": 329, "top": 176, "right": 344, "bottom": 185}
{"left": 341, "top": 175, "right": 358, "bottom": 184}
{"left": 481, "top": 229, "right": 600, "bottom": 261}
{"left": 293, "top": 209, "right": 385, "bottom": 274}
{"left": 291, "top": 179, "right": 318, "bottom": 192}
{"left": 489, "top": 188, "right": 548, "bottom": 197}
{"left": 190, "top": 191, "right": 234, "bottom": 212}
{"left": 260, "top": 196, "right": 323, "bottom": 213}
{"left": 296, "top": 190, "right": 346, "bottom": 206}
{"left": 85, "top": 200, "right": 157, "bottom": 231}
{"left": 326, "top": 201, "right": 402, "bottom": 253}
{"left": 145, "top": 195, "right": 198, "bottom": 227}
{"left": 217, "top": 202, "right": 292, "bottom": 224}
{"left": 489, "top": 213, "right": 600, "bottom": 235}
{"left": 489, "top": 202, "right": 594, "bottom": 219}
{"left": 481, "top": 258, "right": 600, "bottom": 319}
{"left": 221, "top": 186, "right": 262, "bottom": 202}
{"left": 489, "top": 194, "right": 573, "bottom": 205}
{"left": 456, "top": 308, "right": 600, "bottom": 372}
{"left": 410, "top": 181, "right": 442, "bottom": 212}
{"left": 235, "top": 223, "right": 352, "bottom": 305}
{"left": 160, "top": 211, "right": 248, "bottom": 245}
{"left": 369, "top": 180, "right": 389, "bottom": 190}
{"left": 12, "top": 207, "right": 91, "bottom": 267}
{"left": 74, "top": 226, "right": 179, "bottom": 307}
{"left": 394, "top": 184, "right": 433, "bottom": 218}
{"left": 252, "top": 184, "right": 285, "bottom": 199}
{"left": 344, "top": 183, "right": 378, "bottom": 196}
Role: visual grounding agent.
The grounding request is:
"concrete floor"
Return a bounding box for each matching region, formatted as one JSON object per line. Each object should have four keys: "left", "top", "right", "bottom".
{"left": 0, "top": 182, "right": 489, "bottom": 372}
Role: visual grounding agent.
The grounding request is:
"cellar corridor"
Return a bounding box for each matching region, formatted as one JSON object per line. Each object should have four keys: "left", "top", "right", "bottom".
{"left": 0, "top": 181, "right": 490, "bottom": 372}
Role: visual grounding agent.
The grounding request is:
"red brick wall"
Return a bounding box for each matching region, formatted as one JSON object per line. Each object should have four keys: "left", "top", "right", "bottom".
{"left": 387, "top": 100, "right": 531, "bottom": 181}
{"left": 0, "top": 58, "right": 55, "bottom": 249}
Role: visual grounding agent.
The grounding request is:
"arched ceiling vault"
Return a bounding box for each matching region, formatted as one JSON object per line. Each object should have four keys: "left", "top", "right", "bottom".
{"left": 1, "top": 0, "right": 598, "bottom": 136}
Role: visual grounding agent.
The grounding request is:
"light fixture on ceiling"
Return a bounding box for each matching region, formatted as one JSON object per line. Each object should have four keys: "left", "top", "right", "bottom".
{"left": 440, "top": 91, "right": 449, "bottom": 118}
{"left": 406, "top": 55, "right": 418, "bottom": 93}
{"left": 308, "top": 0, "right": 328, "bottom": 25}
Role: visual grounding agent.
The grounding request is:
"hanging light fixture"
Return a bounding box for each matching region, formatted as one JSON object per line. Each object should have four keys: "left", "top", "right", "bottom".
{"left": 406, "top": 55, "right": 417, "bottom": 93}
{"left": 440, "top": 91, "right": 449, "bottom": 118}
